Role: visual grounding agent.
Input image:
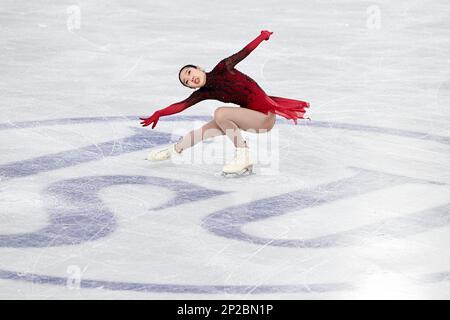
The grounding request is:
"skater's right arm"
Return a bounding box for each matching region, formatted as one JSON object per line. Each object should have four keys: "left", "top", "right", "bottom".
{"left": 140, "top": 90, "right": 205, "bottom": 129}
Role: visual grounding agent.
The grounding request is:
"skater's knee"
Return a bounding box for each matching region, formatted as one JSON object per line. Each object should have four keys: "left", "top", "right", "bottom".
{"left": 213, "top": 107, "right": 228, "bottom": 124}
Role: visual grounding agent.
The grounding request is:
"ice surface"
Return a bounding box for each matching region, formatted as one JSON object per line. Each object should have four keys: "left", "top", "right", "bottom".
{"left": 0, "top": 0, "right": 449, "bottom": 299}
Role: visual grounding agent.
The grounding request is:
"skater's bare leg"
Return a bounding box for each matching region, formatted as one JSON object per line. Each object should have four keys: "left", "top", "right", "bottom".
{"left": 175, "top": 120, "right": 224, "bottom": 153}
{"left": 174, "top": 107, "right": 275, "bottom": 153}
{"left": 213, "top": 107, "right": 276, "bottom": 148}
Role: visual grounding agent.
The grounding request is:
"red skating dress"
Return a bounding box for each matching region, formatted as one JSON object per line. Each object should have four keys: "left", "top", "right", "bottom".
{"left": 140, "top": 32, "right": 310, "bottom": 128}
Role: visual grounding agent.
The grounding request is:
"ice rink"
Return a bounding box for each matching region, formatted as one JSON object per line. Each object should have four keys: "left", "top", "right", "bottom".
{"left": 1, "top": 0, "right": 449, "bottom": 299}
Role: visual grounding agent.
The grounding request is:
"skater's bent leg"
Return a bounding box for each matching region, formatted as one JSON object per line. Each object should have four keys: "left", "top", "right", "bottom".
{"left": 175, "top": 107, "right": 276, "bottom": 152}
{"left": 213, "top": 107, "right": 276, "bottom": 148}
{"left": 230, "top": 108, "right": 276, "bottom": 132}
{"left": 175, "top": 120, "right": 224, "bottom": 153}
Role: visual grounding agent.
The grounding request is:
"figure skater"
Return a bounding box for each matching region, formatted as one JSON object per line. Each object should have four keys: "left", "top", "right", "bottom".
{"left": 140, "top": 30, "right": 310, "bottom": 175}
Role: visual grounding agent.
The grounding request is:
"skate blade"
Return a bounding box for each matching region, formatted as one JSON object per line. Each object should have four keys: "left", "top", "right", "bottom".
{"left": 222, "top": 166, "right": 254, "bottom": 178}
{"left": 146, "top": 157, "right": 169, "bottom": 162}
{"left": 146, "top": 153, "right": 171, "bottom": 161}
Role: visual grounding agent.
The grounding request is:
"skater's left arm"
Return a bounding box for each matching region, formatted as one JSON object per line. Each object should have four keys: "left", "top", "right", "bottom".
{"left": 140, "top": 90, "right": 205, "bottom": 129}
{"left": 222, "top": 30, "right": 273, "bottom": 70}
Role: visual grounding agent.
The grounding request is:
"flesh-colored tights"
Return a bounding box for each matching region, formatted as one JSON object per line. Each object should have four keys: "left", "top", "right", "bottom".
{"left": 175, "top": 107, "right": 276, "bottom": 152}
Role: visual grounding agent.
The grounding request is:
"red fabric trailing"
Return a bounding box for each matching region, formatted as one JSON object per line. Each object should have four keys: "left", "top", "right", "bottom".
{"left": 268, "top": 96, "right": 310, "bottom": 124}
{"left": 140, "top": 31, "right": 310, "bottom": 128}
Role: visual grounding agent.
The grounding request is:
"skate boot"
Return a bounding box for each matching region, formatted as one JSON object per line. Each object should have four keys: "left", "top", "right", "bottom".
{"left": 222, "top": 147, "right": 253, "bottom": 176}
{"left": 146, "top": 143, "right": 181, "bottom": 161}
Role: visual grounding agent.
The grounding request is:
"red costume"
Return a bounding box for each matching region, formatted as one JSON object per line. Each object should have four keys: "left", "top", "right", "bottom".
{"left": 141, "top": 31, "right": 310, "bottom": 128}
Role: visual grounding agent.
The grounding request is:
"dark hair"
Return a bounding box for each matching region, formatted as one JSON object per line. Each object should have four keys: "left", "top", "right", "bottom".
{"left": 178, "top": 64, "right": 197, "bottom": 88}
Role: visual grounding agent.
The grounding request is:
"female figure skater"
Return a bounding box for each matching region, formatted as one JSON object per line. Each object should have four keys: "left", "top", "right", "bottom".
{"left": 140, "top": 30, "right": 310, "bottom": 175}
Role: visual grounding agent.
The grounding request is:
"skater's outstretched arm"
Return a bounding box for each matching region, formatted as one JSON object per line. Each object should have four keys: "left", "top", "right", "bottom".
{"left": 223, "top": 30, "right": 273, "bottom": 70}
{"left": 140, "top": 90, "right": 205, "bottom": 129}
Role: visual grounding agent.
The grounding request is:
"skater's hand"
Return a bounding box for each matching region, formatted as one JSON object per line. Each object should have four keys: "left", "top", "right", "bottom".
{"left": 140, "top": 111, "right": 160, "bottom": 129}
{"left": 260, "top": 30, "right": 273, "bottom": 41}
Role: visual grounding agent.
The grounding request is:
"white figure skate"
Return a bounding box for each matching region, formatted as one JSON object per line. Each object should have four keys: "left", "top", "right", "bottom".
{"left": 146, "top": 144, "right": 181, "bottom": 161}
{"left": 222, "top": 147, "right": 254, "bottom": 177}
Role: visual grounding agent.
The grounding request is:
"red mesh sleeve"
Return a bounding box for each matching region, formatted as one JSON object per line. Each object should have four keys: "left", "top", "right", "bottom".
{"left": 157, "top": 89, "right": 206, "bottom": 117}
{"left": 222, "top": 34, "right": 265, "bottom": 70}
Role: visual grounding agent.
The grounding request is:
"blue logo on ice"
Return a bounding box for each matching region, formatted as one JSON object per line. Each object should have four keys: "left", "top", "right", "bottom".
{"left": 0, "top": 115, "right": 449, "bottom": 294}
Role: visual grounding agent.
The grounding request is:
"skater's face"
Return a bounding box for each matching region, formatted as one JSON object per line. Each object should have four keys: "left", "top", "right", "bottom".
{"left": 179, "top": 66, "right": 206, "bottom": 89}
